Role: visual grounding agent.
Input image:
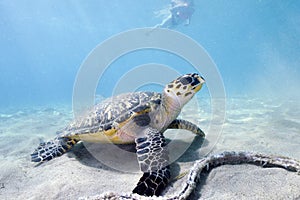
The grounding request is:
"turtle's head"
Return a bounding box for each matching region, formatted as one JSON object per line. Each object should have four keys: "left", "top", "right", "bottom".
{"left": 164, "top": 73, "right": 205, "bottom": 107}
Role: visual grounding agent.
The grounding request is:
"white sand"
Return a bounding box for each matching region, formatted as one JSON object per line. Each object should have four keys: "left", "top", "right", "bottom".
{"left": 0, "top": 98, "right": 299, "bottom": 200}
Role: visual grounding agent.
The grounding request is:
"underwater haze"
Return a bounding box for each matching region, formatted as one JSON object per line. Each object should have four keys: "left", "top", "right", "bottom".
{"left": 0, "top": 1, "right": 300, "bottom": 199}
{"left": 0, "top": 0, "right": 300, "bottom": 107}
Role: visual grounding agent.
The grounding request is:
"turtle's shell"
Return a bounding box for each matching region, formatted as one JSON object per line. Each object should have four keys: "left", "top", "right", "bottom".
{"left": 57, "top": 92, "right": 161, "bottom": 144}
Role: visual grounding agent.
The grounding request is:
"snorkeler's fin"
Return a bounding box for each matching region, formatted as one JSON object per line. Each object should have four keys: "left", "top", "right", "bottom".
{"left": 184, "top": 18, "right": 190, "bottom": 26}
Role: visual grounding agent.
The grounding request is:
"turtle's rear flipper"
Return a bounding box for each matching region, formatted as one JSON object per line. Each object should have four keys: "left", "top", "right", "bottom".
{"left": 133, "top": 127, "right": 170, "bottom": 196}
{"left": 31, "top": 137, "right": 78, "bottom": 162}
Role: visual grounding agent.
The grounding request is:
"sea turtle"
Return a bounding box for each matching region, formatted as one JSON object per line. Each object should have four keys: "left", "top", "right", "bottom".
{"left": 31, "top": 73, "right": 205, "bottom": 197}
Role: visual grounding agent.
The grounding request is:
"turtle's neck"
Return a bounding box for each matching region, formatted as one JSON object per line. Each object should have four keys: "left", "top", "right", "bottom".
{"left": 160, "top": 92, "right": 181, "bottom": 125}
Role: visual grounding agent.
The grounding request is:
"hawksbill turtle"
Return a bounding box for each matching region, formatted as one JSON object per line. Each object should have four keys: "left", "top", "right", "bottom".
{"left": 31, "top": 73, "right": 206, "bottom": 197}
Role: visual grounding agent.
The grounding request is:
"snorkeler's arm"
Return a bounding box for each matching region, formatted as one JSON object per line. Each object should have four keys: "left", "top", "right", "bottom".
{"left": 155, "top": 15, "right": 173, "bottom": 28}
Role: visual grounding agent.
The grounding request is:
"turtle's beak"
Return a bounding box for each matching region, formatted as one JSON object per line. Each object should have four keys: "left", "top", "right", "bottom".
{"left": 193, "top": 75, "right": 205, "bottom": 93}
{"left": 194, "top": 84, "right": 202, "bottom": 92}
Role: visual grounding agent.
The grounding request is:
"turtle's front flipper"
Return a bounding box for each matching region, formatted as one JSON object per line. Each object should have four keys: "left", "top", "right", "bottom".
{"left": 133, "top": 127, "right": 170, "bottom": 197}
{"left": 31, "top": 137, "right": 78, "bottom": 162}
{"left": 168, "top": 119, "right": 205, "bottom": 137}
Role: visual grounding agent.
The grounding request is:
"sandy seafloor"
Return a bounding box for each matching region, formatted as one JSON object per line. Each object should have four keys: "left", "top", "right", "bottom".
{"left": 0, "top": 97, "right": 299, "bottom": 200}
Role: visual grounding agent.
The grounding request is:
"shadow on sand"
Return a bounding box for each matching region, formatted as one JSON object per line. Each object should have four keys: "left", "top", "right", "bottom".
{"left": 69, "top": 134, "right": 207, "bottom": 176}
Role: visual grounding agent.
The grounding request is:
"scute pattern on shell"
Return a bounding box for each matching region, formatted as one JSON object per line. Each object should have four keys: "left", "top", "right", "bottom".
{"left": 57, "top": 92, "right": 162, "bottom": 137}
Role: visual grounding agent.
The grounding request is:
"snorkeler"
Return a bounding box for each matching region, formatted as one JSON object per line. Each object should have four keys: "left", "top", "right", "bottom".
{"left": 155, "top": 0, "right": 195, "bottom": 29}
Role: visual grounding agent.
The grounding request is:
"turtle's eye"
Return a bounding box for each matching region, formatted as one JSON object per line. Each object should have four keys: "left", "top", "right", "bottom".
{"left": 191, "top": 77, "right": 200, "bottom": 86}
{"left": 179, "top": 76, "right": 193, "bottom": 85}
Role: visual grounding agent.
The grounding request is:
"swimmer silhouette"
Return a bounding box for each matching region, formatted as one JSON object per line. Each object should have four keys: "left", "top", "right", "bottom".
{"left": 155, "top": 0, "right": 194, "bottom": 29}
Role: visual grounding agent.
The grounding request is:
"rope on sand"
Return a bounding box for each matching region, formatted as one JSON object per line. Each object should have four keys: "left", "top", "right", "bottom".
{"left": 80, "top": 151, "right": 300, "bottom": 200}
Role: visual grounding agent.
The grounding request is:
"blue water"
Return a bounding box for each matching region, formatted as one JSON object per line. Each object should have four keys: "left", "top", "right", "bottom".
{"left": 0, "top": 0, "right": 300, "bottom": 107}
{"left": 1, "top": 1, "right": 300, "bottom": 199}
